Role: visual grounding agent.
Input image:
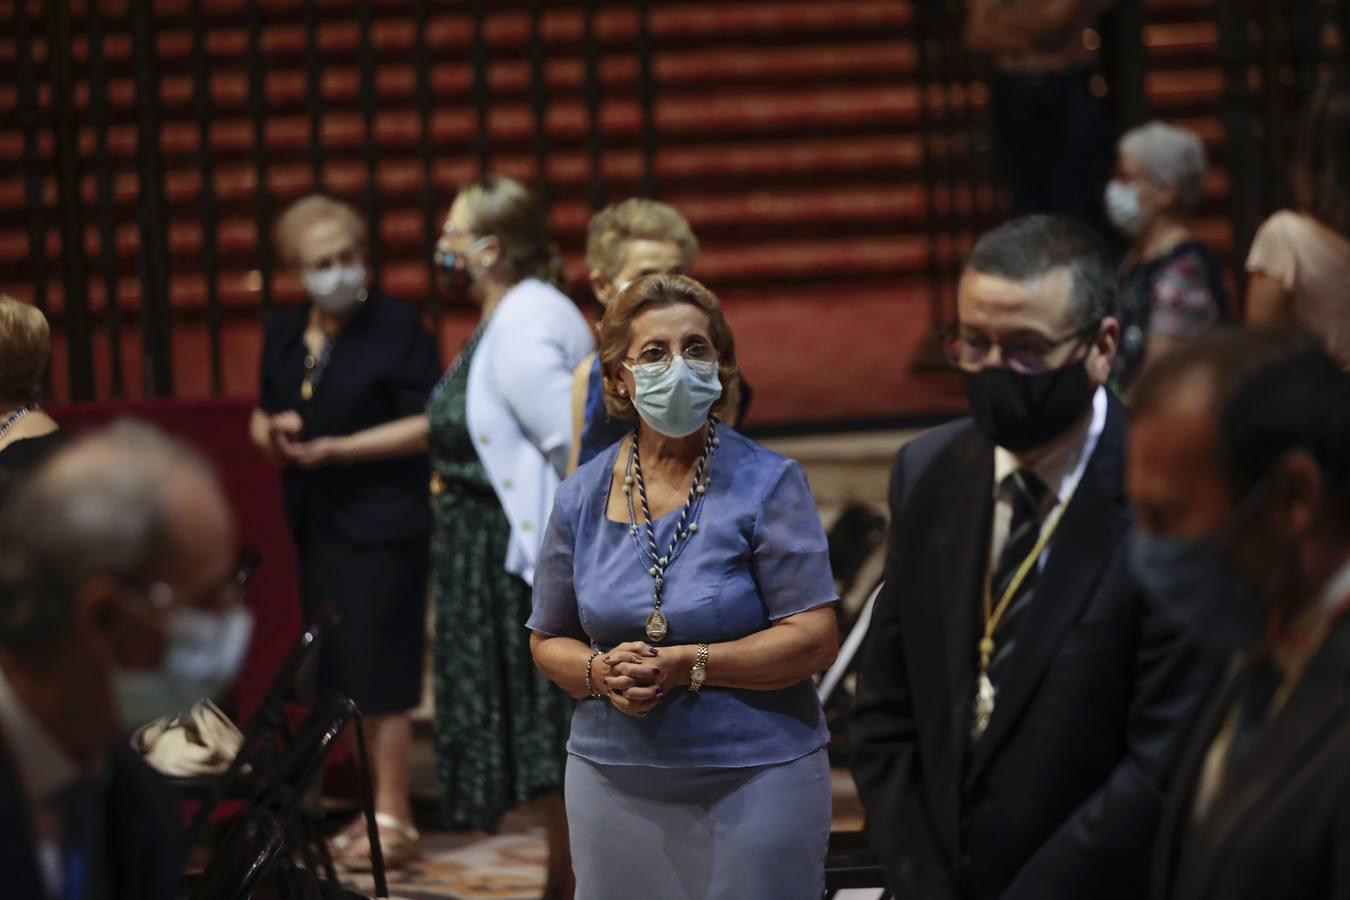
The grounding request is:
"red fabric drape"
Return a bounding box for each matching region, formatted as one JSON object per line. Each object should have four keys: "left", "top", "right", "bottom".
{"left": 47, "top": 397, "right": 300, "bottom": 725}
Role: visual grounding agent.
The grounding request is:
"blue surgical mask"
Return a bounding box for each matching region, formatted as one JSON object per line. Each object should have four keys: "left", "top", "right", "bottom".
{"left": 114, "top": 606, "right": 254, "bottom": 729}
{"left": 1105, "top": 181, "right": 1145, "bottom": 237}
{"left": 625, "top": 356, "right": 722, "bottom": 438}
{"left": 1128, "top": 531, "right": 1268, "bottom": 651}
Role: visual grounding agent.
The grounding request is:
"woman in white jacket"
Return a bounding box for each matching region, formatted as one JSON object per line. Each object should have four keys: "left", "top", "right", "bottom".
{"left": 285, "top": 176, "right": 592, "bottom": 895}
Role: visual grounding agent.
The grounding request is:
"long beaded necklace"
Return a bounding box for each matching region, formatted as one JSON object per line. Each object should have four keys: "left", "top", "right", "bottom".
{"left": 0, "top": 407, "right": 32, "bottom": 442}
{"left": 625, "top": 418, "right": 720, "bottom": 642}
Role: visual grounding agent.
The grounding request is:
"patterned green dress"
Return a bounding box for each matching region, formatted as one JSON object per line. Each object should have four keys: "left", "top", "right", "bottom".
{"left": 426, "top": 331, "right": 573, "bottom": 833}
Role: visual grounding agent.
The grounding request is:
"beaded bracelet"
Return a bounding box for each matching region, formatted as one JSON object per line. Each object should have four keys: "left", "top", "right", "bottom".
{"left": 584, "top": 649, "right": 604, "bottom": 699}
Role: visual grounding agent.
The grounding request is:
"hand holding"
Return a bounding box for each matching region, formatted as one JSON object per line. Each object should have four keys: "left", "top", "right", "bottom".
{"left": 276, "top": 434, "right": 344, "bottom": 468}
{"left": 599, "top": 642, "right": 663, "bottom": 716}
{"left": 269, "top": 410, "right": 305, "bottom": 440}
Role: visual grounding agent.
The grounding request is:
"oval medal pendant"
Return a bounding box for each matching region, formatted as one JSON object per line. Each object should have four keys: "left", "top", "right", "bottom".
{"left": 300, "top": 379, "right": 314, "bottom": 401}
{"left": 645, "top": 609, "right": 668, "bottom": 642}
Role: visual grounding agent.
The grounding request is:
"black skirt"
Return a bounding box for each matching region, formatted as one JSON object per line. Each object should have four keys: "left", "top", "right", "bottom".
{"left": 298, "top": 514, "right": 429, "bottom": 716}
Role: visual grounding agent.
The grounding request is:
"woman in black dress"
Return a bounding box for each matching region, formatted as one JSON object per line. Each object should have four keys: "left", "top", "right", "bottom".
{"left": 0, "top": 295, "right": 64, "bottom": 502}
{"left": 248, "top": 196, "right": 441, "bottom": 869}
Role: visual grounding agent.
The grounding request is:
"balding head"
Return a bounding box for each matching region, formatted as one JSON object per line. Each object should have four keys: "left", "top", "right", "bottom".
{"left": 0, "top": 420, "right": 234, "bottom": 650}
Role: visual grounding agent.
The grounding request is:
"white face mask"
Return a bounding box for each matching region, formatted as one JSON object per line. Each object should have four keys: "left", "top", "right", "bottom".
{"left": 114, "top": 606, "right": 254, "bottom": 729}
{"left": 1105, "top": 181, "right": 1146, "bottom": 237}
{"left": 625, "top": 356, "right": 723, "bottom": 438}
{"left": 303, "top": 263, "right": 367, "bottom": 315}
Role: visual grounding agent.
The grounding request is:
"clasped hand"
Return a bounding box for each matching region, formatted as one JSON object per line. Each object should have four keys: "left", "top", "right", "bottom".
{"left": 598, "top": 641, "right": 691, "bottom": 718}
{"left": 265, "top": 410, "right": 343, "bottom": 468}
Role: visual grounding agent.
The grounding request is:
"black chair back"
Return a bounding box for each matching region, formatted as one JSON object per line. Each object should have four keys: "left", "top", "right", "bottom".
{"left": 184, "top": 620, "right": 327, "bottom": 842}
{"left": 189, "top": 808, "right": 285, "bottom": 900}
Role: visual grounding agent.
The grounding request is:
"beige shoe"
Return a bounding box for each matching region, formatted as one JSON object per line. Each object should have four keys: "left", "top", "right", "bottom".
{"left": 333, "top": 812, "right": 420, "bottom": 872}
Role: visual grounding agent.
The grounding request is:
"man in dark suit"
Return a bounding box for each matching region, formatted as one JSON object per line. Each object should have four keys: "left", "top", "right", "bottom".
{"left": 0, "top": 421, "right": 251, "bottom": 900}
{"left": 851, "top": 215, "right": 1218, "bottom": 900}
{"left": 1128, "top": 331, "right": 1350, "bottom": 900}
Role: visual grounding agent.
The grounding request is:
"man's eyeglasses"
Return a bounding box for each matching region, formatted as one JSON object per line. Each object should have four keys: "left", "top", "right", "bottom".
{"left": 944, "top": 326, "right": 1097, "bottom": 375}
{"left": 143, "top": 546, "right": 261, "bottom": 612}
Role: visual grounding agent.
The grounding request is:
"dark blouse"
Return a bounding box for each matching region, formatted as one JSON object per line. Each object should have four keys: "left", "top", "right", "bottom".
{"left": 258, "top": 291, "right": 441, "bottom": 546}
{"left": 0, "top": 430, "right": 67, "bottom": 506}
{"left": 1114, "top": 241, "right": 1228, "bottom": 390}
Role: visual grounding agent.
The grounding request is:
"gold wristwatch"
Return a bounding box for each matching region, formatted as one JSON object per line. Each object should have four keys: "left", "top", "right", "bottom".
{"left": 689, "top": 643, "right": 710, "bottom": 693}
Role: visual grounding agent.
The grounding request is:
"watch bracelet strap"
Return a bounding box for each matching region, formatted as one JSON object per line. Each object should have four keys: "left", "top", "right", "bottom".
{"left": 689, "top": 642, "right": 710, "bottom": 693}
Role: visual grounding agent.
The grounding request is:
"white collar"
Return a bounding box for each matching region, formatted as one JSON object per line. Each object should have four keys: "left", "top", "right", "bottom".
{"left": 994, "top": 386, "right": 1108, "bottom": 506}
{"left": 1317, "top": 554, "right": 1350, "bottom": 616}
{"left": 0, "top": 663, "right": 80, "bottom": 814}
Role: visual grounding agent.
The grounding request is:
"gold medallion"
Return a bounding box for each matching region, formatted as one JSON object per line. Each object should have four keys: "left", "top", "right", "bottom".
{"left": 645, "top": 609, "right": 668, "bottom": 642}
{"left": 300, "top": 379, "right": 314, "bottom": 401}
{"left": 972, "top": 671, "right": 996, "bottom": 738}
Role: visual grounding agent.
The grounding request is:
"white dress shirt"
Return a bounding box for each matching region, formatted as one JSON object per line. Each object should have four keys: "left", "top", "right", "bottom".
{"left": 988, "top": 386, "right": 1108, "bottom": 573}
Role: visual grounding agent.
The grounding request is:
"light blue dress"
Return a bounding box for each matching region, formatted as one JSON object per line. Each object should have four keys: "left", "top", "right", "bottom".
{"left": 529, "top": 426, "right": 837, "bottom": 899}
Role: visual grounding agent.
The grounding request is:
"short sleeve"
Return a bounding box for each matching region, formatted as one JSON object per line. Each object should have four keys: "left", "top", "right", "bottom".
{"left": 390, "top": 322, "right": 442, "bottom": 416}
{"left": 527, "top": 488, "right": 587, "bottom": 640}
{"left": 750, "top": 460, "right": 838, "bottom": 620}
{"left": 1149, "top": 249, "right": 1222, "bottom": 339}
{"left": 1246, "top": 211, "right": 1300, "bottom": 291}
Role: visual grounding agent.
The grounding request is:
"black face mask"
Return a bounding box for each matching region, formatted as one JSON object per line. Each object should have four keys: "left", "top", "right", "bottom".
{"left": 964, "top": 361, "right": 1095, "bottom": 453}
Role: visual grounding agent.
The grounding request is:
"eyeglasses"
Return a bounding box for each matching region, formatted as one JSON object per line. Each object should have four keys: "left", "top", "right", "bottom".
{"left": 142, "top": 546, "right": 261, "bottom": 612}
{"left": 622, "top": 342, "right": 718, "bottom": 376}
{"left": 944, "top": 325, "right": 1097, "bottom": 375}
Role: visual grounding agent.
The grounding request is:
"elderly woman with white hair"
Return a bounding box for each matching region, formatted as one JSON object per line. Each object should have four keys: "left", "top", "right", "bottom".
{"left": 1105, "top": 121, "right": 1229, "bottom": 390}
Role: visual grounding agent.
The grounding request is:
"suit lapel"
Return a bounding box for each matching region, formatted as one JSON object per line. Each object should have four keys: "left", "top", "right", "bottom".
{"left": 1187, "top": 621, "right": 1350, "bottom": 898}
{"left": 967, "top": 399, "right": 1130, "bottom": 783}
{"left": 898, "top": 424, "right": 993, "bottom": 861}
{"left": 0, "top": 733, "right": 48, "bottom": 898}
{"left": 1151, "top": 652, "right": 1247, "bottom": 899}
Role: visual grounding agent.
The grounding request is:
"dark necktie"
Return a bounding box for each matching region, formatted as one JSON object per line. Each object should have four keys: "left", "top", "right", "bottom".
{"left": 989, "top": 469, "right": 1050, "bottom": 680}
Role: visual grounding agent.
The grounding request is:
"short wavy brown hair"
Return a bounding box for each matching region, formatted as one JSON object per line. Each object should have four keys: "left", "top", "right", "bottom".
{"left": 598, "top": 274, "right": 740, "bottom": 420}
{"left": 0, "top": 294, "right": 50, "bottom": 407}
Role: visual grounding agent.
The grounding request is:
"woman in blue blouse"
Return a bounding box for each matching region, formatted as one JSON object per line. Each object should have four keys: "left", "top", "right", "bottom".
{"left": 529, "top": 274, "right": 839, "bottom": 899}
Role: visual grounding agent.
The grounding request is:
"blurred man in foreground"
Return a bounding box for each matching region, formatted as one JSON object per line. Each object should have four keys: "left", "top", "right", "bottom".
{"left": 0, "top": 421, "right": 253, "bottom": 900}
{"left": 1128, "top": 329, "right": 1350, "bottom": 899}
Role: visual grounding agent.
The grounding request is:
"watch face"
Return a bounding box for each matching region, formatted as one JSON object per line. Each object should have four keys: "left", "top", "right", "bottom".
{"left": 692, "top": 666, "right": 706, "bottom": 683}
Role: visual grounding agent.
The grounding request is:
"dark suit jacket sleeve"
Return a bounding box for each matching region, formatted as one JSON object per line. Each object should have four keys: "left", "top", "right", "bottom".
{"left": 850, "top": 444, "right": 959, "bottom": 900}
{"left": 1000, "top": 583, "right": 1221, "bottom": 899}
{"left": 1335, "top": 791, "right": 1350, "bottom": 900}
{"left": 258, "top": 314, "right": 287, "bottom": 414}
{"left": 389, "top": 315, "right": 442, "bottom": 416}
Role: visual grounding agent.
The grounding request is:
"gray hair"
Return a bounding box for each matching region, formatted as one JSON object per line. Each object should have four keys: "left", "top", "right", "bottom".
{"left": 0, "top": 420, "right": 215, "bottom": 648}
{"left": 1119, "top": 121, "right": 1208, "bottom": 215}
{"left": 966, "top": 215, "right": 1117, "bottom": 330}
